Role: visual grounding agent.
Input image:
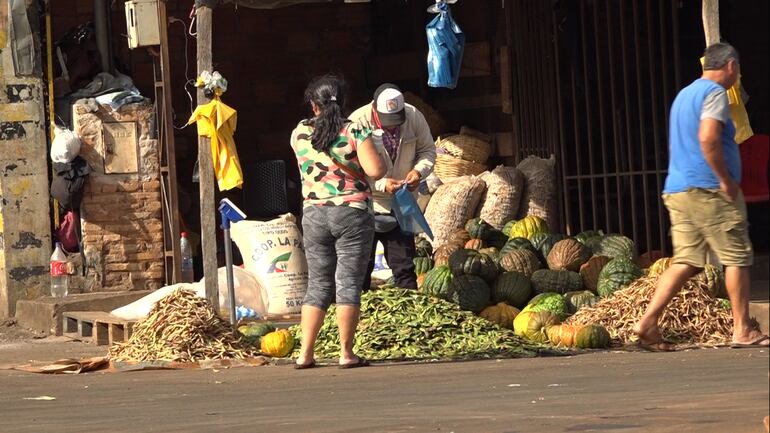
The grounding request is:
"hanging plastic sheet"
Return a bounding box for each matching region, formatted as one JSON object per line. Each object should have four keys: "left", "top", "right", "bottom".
{"left": 426, "top": 2, "right": 465, "bottom": 89}
{"left": 392, "top": 185, "right": 434, "bottom": 240}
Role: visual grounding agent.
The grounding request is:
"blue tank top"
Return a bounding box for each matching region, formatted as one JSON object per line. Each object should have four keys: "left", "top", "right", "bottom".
{"left": 663, "top": 78, "right": 740, "bottom": 193}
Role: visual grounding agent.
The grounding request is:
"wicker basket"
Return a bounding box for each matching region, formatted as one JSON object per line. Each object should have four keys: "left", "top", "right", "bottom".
{"left": 436, "top": 134, "right": 492, "bottom": 163}
{"left": 403, "top": 91, "right": 448, "bottom": 138}
{"left": 434, "top": 153, "right": 488, "bottom": 181}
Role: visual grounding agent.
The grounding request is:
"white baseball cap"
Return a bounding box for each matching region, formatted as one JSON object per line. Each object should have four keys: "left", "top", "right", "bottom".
{"left": 374, "top": 86, "right": 406, "bottom": 127}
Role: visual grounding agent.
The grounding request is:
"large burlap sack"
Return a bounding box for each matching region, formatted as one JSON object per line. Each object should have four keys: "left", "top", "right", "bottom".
{"left": 231, "top": 214, "right": 308, "bottom": 315}
{"left": 424, "top": 176, "right": 487, "bottom": 247}
{"left": 478, "top": 165, "right": 524, "bottom": 229}
{"left": 517, "top": 155, "right": 559, "bottom": 232}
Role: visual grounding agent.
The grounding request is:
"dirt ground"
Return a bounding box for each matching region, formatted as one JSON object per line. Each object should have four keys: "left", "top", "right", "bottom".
{"left": 0, "top": 319, "right": 45, "bottom": 344}
{"left": 0, "top": 337, "right": 767, "bottom": 433}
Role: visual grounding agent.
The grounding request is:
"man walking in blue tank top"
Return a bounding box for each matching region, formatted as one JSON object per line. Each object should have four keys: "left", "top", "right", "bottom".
{"left": 633, "top": 43, "right": 769, "bottom": 350}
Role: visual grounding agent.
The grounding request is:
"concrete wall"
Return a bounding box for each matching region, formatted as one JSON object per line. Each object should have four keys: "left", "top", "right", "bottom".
{"left": 0, "top": 2, "right": 53, "bottom": 318}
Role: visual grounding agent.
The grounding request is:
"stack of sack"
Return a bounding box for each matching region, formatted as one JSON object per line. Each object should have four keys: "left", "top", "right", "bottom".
{"left": 424, "top": 152, "right": 558, "bottom": 246}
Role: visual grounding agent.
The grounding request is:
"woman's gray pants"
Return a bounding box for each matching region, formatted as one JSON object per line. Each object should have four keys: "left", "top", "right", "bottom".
{"left": 301, "top": 206, "right": 375, "bottom": 310}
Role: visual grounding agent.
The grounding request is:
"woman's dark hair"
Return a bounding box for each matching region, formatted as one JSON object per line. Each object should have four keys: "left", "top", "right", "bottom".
{"left": 304, "top": 75, "right": 348, "bottom": 152}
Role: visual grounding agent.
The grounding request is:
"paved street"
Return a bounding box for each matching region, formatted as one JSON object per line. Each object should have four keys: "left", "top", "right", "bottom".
{"left": 0, "top": 340, "right": 767, "bottom": 433}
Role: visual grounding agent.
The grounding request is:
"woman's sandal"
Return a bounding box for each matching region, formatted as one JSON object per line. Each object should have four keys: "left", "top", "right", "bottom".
{"left": 339, "top": 357, "right": 370, "bottom": 369}
{"left": 294, "top": 361, "right": 317, "bottom": 370}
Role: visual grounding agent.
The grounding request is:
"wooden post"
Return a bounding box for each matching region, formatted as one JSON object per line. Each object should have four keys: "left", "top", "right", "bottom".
{"left": 702, "top": 0, "right": 722, "bottom": 267}
{"left": 196, "top": 5, "right": 219, "bottom": 309}
{"left": 702, "top": 0, "right": 720, "bottom": 46}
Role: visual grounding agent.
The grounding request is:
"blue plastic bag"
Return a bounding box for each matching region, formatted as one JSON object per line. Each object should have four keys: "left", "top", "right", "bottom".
{"left": 392, "top": 185, "right": 434, "bottom": 240}
{"left": 426, "top": 3, "right": 465, "bottom": 89}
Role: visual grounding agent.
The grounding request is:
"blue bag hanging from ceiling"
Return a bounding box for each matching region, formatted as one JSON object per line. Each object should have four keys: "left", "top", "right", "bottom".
{"left": 426, "top": 1, "right": 465, "bottom": 89}
{"left": 392, "top": 185, "right": 434, "bottom": 240}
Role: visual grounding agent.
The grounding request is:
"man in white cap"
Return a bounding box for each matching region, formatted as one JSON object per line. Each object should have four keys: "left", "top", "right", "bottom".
{"left": 349, "top": 83, "right": 436, "bottom": 290}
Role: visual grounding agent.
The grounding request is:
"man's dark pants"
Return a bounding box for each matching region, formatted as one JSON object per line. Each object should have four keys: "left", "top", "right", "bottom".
{"left": 362, "top": 227, "right": 417, "bottom": 290}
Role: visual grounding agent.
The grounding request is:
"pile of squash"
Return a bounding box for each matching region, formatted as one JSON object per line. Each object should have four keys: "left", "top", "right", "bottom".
{"left": 411, "top": 214, "right": 728, "bottom": 350}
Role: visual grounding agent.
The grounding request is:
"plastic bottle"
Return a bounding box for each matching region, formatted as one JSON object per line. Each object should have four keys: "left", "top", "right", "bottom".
{"left": 180, "top": 232, "right": 195, "bottom": 283}
{"left": 50, "top": 243, "right": 68, "bottom": 298}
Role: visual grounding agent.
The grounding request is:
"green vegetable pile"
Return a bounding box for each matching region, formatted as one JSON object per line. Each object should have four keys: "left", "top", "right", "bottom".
{"left": 291, "top": 288, "right": 544, "bottom": 361}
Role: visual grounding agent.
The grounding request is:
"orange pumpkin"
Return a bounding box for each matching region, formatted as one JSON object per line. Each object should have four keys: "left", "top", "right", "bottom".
{"left": 547, "top": 324, "right": 583, "bottom": 347}
{"left": 479, "top": 302, "right": 520, "bottom": 329}
{"left": 260, "top": 329, "right": 295, "bottom": 358}
{"left": 465, "top": 238, "right": 485, "bottom": 250}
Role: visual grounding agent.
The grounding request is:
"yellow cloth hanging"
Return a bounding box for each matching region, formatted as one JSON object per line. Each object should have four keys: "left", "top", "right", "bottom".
{"left": 725, "top": 75, "right": 753, "bottom": 144}
{"left": 700, "top": 57, "right": 754, "bottom": 144}
{"left": 187, "top": 96, "right": 243, "bottom": 191}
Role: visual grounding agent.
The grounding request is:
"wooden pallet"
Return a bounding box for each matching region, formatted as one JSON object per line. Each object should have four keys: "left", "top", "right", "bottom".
{"left": 63, "top": 311, "right": 136, "bottom": 346}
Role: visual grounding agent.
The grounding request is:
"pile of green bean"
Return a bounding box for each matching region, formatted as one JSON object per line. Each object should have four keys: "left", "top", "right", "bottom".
{"left": 291, "top": 288, "right": 542, "bottom": 361}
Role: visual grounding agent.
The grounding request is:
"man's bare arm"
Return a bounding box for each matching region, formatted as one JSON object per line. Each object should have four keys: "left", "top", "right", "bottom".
{"left": 699, "top": 118, "right": 738, "bottom": 200}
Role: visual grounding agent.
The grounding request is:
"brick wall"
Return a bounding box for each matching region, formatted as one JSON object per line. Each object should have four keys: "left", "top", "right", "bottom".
{"left": 73, "top": 101, "right": 165, "bottom": 293}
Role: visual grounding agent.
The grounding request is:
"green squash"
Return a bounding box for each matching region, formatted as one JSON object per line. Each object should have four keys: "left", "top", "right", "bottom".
{"left": 238, "top": 322, "right": 276, "bottom": 346}
{"left": 510, "top": 215, "right": 549, "bottom": 240}
{"left": 596, "top": 257, "right": 642, "bottom": 297}
{"left": 415, "top": 237, "right": 434, "bottom": 258}
{"left": 563, "top": 290, "right": 600, "bottom": 314}
{"left": 485, "top": 229, "right": 509, "bottom": 250}
{"left": 500, "top": 237, "right": 537, "bottom": 257}
{"left": 448, "top": 249, "right": 499, "bottom": 283}
{"left": 421, "top": 265, "right": 454, "bottom": 300}
{"left": 547, "top": 238, "right": 591, "bottom": 271}
{"left": 492, "top": 271, "right": 533, "bottom": 309}
{"left": 593, "top": 234, "right": 637, "bottom": 260}
{"left": 522, "top": 292, "right": 568, "bottom": 319}
{"left": 502, "top": 219, "right": 518, "bottom": 237}
{"left": 413, "top": 257, "right": 435, "bottom": 276}
{"left": 465, "top": 218, "right": 494, "bottom": 241}
{"left": 448, "top": 275, "right": 492, "bottom": 314}
{"left": 513, "top": 310, "right": 560, "bottom": 343}
{"left": 498, "top": 249, "right": 542, "bottom": 277}
{"left": 574, "top": 230, "right": 604, "bottom": 246}
{"left": 530, "top": 269, "right": 583, "bottom": 295}
{"left": 573, "top": 324, "right": 611, "bottom": 349}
